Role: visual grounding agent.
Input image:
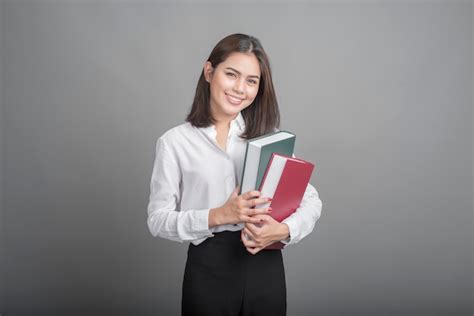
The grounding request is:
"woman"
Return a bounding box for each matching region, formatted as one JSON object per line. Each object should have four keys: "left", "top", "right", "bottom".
{"left": 147, "top": 33, "right": 322, "bottom": 316}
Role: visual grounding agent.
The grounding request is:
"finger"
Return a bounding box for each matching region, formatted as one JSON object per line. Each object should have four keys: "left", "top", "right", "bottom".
{"left": 241, "top": 190, "right": 261, "bottom": 200}
{"left": 242, "top": 233, "right": 259, "bottom": 248}
{"left": 245, "top": 222, "right": 265, "bottom": 236}
{"left": 243, "top": 227, "right": 257, "bottom": 241}
{"left": 245, "top": 221, "right": 263, "bottom": 231}
{"left": 246, "top": 246, "right": 262, "bottom": 255}
{"left": 240, "top": 229, "right": 246, "bottom": 243}
{"left": 245, "top": 197, "right": 272, "bottom": 208}
{"left": 246, "top": 207, "right": 272, "bottom": 216}
{"left": 250, "top": 213, "right": 272, "bottom": 221}
{"left": 241, "top": 230, "right": 256, "bottom": 247}
{"left": 243, "top": 215, "right": 265, "bottom": 225}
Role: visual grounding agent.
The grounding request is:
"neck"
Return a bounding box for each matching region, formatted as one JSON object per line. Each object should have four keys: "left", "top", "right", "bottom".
{"left": 211, "top": 110, "right": 238, "bottom": 130}
{"left": 214, "top": 119, "right": 232, "bottom": 130}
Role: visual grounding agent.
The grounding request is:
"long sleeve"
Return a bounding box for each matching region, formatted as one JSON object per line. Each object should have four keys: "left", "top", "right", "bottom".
{"left": 279, "top": 182, "right": 323, "bottom": 248}
{"left": 146, "top": 137, "right": 214, "bottom": 243}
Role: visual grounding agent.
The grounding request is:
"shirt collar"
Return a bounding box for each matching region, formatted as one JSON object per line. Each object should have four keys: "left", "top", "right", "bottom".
{"left": 201, "top": 112, "right": 246, "bottom": 139}
{"left": 230, "top": 112, "right": 246, "bottom": 132}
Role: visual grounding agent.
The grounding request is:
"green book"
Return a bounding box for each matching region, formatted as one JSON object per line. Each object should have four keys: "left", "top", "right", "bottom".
{"left": 239, "top": 131, "right": 296, "bottom": 195}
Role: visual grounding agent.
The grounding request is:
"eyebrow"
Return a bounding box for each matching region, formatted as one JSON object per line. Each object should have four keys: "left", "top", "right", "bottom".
{"left": 225, "top": 67, "right": 260, "bottom": 79}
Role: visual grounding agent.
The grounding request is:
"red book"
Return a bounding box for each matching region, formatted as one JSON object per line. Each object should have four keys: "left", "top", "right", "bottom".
{"left": 256, "top": 153, "right": 315, "bottom": 250}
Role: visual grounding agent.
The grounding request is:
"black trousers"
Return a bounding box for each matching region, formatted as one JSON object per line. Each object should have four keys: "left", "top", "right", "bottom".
{"left": 182, "top": 230, "right": 287, "bottom": 316}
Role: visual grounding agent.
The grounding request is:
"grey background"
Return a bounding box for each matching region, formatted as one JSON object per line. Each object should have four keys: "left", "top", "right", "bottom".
{"left": 0, "top": 1, "right": 472, "bottom": 315}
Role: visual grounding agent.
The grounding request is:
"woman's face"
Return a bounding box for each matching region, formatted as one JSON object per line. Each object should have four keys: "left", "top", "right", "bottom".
{"left": 204, "top": 52, "right": 261, "bottom": 123}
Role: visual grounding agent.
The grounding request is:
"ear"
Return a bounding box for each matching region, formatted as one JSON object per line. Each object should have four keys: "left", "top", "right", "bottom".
{"left": 203, "top": 61, "right": 214, "bottom": 83}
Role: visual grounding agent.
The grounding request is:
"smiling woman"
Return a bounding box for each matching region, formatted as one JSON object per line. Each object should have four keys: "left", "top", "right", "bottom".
{"left": 147, "top": 33, "right": 323, "bottom": 316}
{"left": 206, "top": 53, "right": 261, "bottom": 119}
{"left": 186, "top": 33, "right": 280, "bottom": 140}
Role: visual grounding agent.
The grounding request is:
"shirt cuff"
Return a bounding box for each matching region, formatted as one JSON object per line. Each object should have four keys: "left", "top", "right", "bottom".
{"left": 189, "top": 209, "right": 215, "bottom": 246}
{"left": 177, "top": 208, "right": 215, "bottom": 242}
{"left": 280, "top": 219, "right": 297, "bottom": 247}
{"left": 193, "top": 208, "right": 215, "bottom": 237}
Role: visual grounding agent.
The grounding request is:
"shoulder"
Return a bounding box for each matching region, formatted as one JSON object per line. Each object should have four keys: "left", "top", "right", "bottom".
{"left": 153, "top": 123, "right": 193, "bottom": 163}
{"left": 155, "top": 122, "right": 200, "bottom": 155}
{"left": 158, "top": 122, "right": 193, "bottom": 144}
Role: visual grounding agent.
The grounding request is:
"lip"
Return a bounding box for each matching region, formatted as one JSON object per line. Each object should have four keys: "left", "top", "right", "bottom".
{"left": 225, "top": 93, "right": 245, "bottom": 105}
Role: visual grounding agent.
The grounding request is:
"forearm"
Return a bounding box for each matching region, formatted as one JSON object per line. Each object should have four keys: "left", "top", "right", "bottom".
{"left": 147, "top": 208, "right": 214, "bottom": 242}
{"left": 210, "top": 195, "right": 273, "bottom": 229}
{"left": 274, "top": 222, "right": 290, "bottom": 241}
{"left": 209, "top": 207, "right": 224, "bottom": 228}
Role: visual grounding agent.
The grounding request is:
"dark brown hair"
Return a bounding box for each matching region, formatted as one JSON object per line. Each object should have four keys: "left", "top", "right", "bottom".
{"left": 186, "top": 33, "right": 280, "bottom": 139}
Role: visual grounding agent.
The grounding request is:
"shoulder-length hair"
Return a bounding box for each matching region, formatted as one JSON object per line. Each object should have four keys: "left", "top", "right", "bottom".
{"left": 186, "top": 33, "right": 280, "bottom": 139}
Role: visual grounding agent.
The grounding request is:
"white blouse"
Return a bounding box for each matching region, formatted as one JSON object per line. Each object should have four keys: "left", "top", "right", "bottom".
{"left": 146, "top": 112, "right": 323, "bottom": 247}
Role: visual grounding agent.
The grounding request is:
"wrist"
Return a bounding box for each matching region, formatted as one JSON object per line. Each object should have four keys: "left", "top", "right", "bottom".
{"left": 209, "top": 207, "right": 224, "bottom": 228}
{"left": 278, "top": 222, "right": 290, "bottom": 241}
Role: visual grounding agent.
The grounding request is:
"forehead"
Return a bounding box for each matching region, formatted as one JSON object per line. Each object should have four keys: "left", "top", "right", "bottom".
{"left": 219, "top": 52, "right": 261, "bottom": 76}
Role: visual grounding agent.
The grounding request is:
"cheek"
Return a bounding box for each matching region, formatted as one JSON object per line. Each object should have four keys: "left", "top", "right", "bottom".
{"left": 210, "top": 80, "right": 228, "bottom": 98}
{"left": 248, "top": 86, "right": 259, "bottom": 100}
{"left": 217, "top": 75, "right": 234, "bottom": 89}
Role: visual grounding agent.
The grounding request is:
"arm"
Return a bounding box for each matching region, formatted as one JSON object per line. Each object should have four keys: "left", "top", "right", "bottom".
{"left": 240, "top": 183, "right": 321, "bottom": 253}
{"left": 146, "top": 137, "right": 214, "bottom": 243}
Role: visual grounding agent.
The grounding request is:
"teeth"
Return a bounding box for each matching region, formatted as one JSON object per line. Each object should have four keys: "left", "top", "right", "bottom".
{"left": 227, "top": 94, "right": 243, "bottom": 104}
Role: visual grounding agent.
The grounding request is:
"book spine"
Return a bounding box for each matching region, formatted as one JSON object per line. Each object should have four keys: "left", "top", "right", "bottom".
{"left": 258, "top": 152, "right": 277, "bottom": 192}
{"left": 239, "top": 141, "right": 250, "bottom": 195}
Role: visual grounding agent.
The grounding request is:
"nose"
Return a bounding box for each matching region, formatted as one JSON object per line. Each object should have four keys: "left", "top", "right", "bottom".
{"left": 233, "top": 79, "right": 245, "bottom": 95}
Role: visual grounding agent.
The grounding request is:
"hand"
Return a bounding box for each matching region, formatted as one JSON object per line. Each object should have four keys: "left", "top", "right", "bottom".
{"left": 241, "top": 215, "right": 290, "bottom": 255}
{"left": 211, "top": 187, "right": 272, "bottom": 226}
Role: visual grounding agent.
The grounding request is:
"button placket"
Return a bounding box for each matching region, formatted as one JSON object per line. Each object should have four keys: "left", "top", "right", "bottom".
{"left": 224, "top": 158, "right": 237, "bottom": 196}
{"left": 225, "top": 129, "right": 233, "bottom": 153}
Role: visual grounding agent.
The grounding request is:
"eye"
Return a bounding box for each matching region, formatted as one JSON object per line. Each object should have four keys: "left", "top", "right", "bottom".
{"left": 248, "top": 80, "right": 257, "bottom": 85}
{"left": 226, "top": 72, "right": 236, "bottom": 77}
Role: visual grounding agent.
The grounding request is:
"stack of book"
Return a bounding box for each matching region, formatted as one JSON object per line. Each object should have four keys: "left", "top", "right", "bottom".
{"left": 240, "top": 131, "right": 315, "bottom": 250}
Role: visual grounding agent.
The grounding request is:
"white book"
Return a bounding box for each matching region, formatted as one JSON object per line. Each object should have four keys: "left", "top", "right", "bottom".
{"left": 255, "top": 154, "right": 287, "bottom": 209}
{"left": 239, "top": 131, "right": 295, "bottom": 195}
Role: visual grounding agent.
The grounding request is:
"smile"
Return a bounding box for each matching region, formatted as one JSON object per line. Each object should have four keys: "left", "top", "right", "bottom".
{"left": 225, "top": 93, "right": 244, "bottom": 105}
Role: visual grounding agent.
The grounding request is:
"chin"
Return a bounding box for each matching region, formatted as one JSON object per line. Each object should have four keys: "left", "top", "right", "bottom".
{"left": 212, "top": 95, "right": 250, "bottom": 118}
{"left": 225, "top": 103, "right": 247, "bottom": 115}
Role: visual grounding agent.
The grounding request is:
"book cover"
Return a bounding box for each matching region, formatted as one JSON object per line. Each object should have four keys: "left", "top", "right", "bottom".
{"left": 257, "top": 153, "right": 315, "bottom": 250}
